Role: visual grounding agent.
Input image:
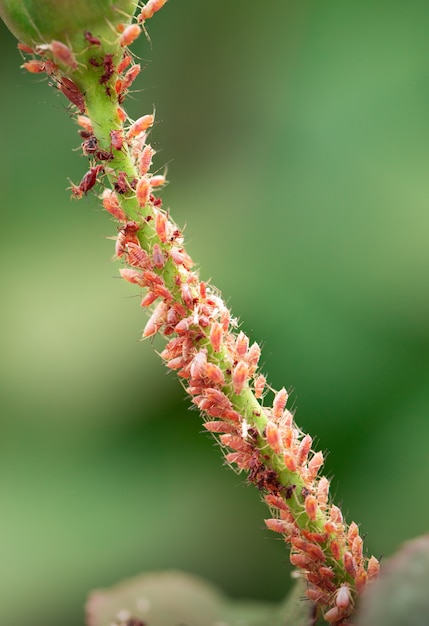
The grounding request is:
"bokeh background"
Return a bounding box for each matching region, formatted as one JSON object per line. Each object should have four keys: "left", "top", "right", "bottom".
{"left": 1, "top": 1, "right": 429, "bottom": 624}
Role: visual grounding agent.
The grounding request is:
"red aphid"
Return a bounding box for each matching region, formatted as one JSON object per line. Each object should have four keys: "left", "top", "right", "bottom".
{"left": 304, "top": 494, "right": 318, "bottom": 521}
{"left": 119, "top": 24, "right": 141, "bottom": 48}
{"left": 266, "top": 420, "right": 282, "bottom": 454}
{"left": 136, "top": 177, "right": 151, "bottom": 207}
{"left": 203, "top": 421, "right": 236, "bottom": 434}
{"left": 100, "top": 53, "right": 115, "bottom": 85}
{"left": 232, "top": 360, "right": 249, "bottom": 395}
{"left": 297, "top": 434, "right": 312, "bottom": 466}
{"left": 272, "top": 387, "right": 288, "bottom": 419}
{"left": 138, "top": 0, "right": 169, "bottom": 21}
{"left": 102, "top": 188, "right": 126, "bottom": 221}
{"left": 204, "top": 362, "right": 225, "bottom": 386}
{"left": 367, "top": 556, "right": 380, "bottom": 581}
{"left": 22, "top": 60, "right": 45, "bottom": 73}
{"left": 110, "top": 129, "right": 124, "bottom": 151}
{"left": 114, "top": 171, "right": 131, "bottom": 194}
{"left": 140, "top": 291, "right": 158, "bottom": 307}
{"left": 59, "top": 77, "right": 85, "bottom": 113}
{"left": 307, "top": 451, "right": 324, "bottom": 480}
{"left": 283, "top": 450, "right": 297, "bottom": 472}
{"left": 139, "top": 145, "right": 155, "bottom": 175}
{"left": 117, "top": 54, "right": 133, "bottom": 74}
{"left": 17, "top": 42, "right": 35, "bottom": 54}
{"left": 153, "top": 211, "right": 167, "bottom": 243}
{"left": 343, "top": 551, "right": 357, "bottom": 578}
{"left": 84, "top": 31, "right": 101, "bottom": 46}
{"left": 235, "top": 331, "right": 249, "bottom": 357}
{"left": 126, "top": 113, "right": 155, "bottom": 140}
{"left": 119, "top": 268, "right": 145, "bottom": 286}
{"left": 122, "top": 64, "right": 141, "bottom": 90}
{"left": 126, "top": 242, "right": 151, "bottom": 268}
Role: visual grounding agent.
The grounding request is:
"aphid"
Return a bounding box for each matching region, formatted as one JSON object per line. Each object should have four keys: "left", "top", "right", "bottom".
{"left": 219, "top": 434, "right": 250, "bottom": 453}
{"left": 17, "top": 42, "right": 35, "bottom": 54}
{"left": 335, "top": 584, "right": 351, "bottom": 610}
{"left": 117, "top": 106, "right": 127, "bottom": 123}
{"left": 126, "top": 242, "right": 151, "bottom": 268}
{"left": 71, "top": 165, "right": 104, "bottom": 198}
{"left": 317, "top": 476, "right": 330, "bottom": 506}
{"left": 204, "top": 362, "right": 225, "bottom": 386}
{"left": 232, "top": 360, "right": 249, "bottom": 395}
{"left": 253, "top": 373, "right": 266, "bottom": 399}
{"left": 246, "top": 342, "right": 261, "bottom": 371}
{"left": 84, "top": 31, "right": 101, "bottom": 46}
{"left": 150, "top": 174, "right": 166, "bottom": 187}
{"left": 50, "top": 40, "right": 78, "bottom": 70}
{"left": 140, "top": 291, "right": 158, "bottom": 307}
{"left": 59, "top": 77, "right": 85, "bottom": 113}
{"left": 289, "top": 553, "right": 312, "bottom": 569}
{"left": 114, "top": 171, "right": 131, "bottom": 194}
{"left": 142, "top": 301, "right": 168, "bottom": 337}
{"left": 139, "top": 145, "right": 155, "bottom": 175}
{"left": 323, "top": 607, "right": 340, "bottom": 624}
{"left": 265, "top": 518, "right": 293, "bottom": 535}
{"left": 152, "top": 243, "right": 165, "bottom": 268}
{"left": 304, "top": 494, "right": 318, "bottom": 521}
{"left": 296, "top": 434, "right": 312, "bottom": 466}
{"left": 209, "top": 321, "right": 223, "bottom": 353}
{"left": 367, "top": 555, "right": 380, "bottom": 581}
{"left": 102, "top": 188, "right": 126, "bottom": 221}
{"left": 355, "top": 567, "right": 368, "bottom": 594}
{"left": 235, "top": 331, "right": 249, "bottom": 357}
{"left": 266, "top": 420, "right": 282, "bottom": 454}
{"left": 283, "top": 450, "right": 297, "bottom": 472}
{"left": 119, "top": 24, "right": 142, "bottom": 47}
{"left": 119, "top": 268, "right": 145, "bottom": 286}
{"left": 117, "top": 54, "right": 133, "bottom": 74}
{"left": 77, "top": 115, "right": 93, "bottom": 133}
{"left": 272, "top": 388, "right": 288, "bottom": 419}
{"left": 100, "top": 53, "right": 115, "bottom": 85}
{"left": 330, "top": 539, "right": 341, "bottom": 561}
{"left": 307, "top": 451, "right": 324, "bottom": 480}
{"left": 154, "top": 210, "right": 168, "bottom": 243}
{"left": 204, "top": 421, "right": 236, "bottom": 434}
{"left": 110, "top": 129, "right": 124, "bottom": 151}
{"left": 22, "top": 60, "right": 46, "bottom": 73}
{"left": 138, "top": 0, "right": 169, "bottom": 22}
{"left": 330, "top": 505, "right": 343, "bottom": 525}
{"left": 122, "top": 64, "right": 141, "bottom": 90}
{"left": 126, "top": 113, "right": 155, "bottom": 140}
{"left": 116, "top": 221, "right": 140, "bottom": 257}
{"left": 347, "top": 522, "right": 359, "bottom": 544}
{"left": 343, "top": 551, "right": 357, "bottom": 578}
{"left": 136, "top": 177, "right": 151, "bottom": 207}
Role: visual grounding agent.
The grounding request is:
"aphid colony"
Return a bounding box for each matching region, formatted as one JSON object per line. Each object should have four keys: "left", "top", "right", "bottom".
{"left": 19, "top": 2, "right": 379, "bottom": 621}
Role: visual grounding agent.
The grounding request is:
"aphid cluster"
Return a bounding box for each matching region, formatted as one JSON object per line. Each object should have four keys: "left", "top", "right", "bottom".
{"left": 18, "top": 2, "right": 379, "bottom": 622}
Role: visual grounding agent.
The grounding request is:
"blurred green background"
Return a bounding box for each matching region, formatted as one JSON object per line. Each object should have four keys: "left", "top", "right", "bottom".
{"left": 1, "top": 1, "right": 429, "bottom": 624}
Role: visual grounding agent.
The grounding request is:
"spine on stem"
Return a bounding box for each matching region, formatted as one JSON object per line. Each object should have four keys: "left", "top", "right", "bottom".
{"left": 1, "top": 1, "right": 379, "bottom": 622}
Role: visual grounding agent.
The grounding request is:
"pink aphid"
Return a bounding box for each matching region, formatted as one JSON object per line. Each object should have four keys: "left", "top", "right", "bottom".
{"left": 152, "top": 243, "right": 165, "bottom": 268}
{"left": 181, "top": 283, "right": 194, "bottom": 310}
{"left": 77, "top": 115, "right": 93, "bottom": 133}
{"left": 102, "top": 188, "right": 126, "bottom": 221}
{"left": 283, "top": 450, "right": 297, "bottom": 472}
{"left": 116, "top": 221, "right": 140, "bottom": 258}
{"left": 204, "top": 362, "right": 225, "bottom": 386}
{"left": 266, "top": 420, "right": 282, "bottom": 454}
{"left": 190, "top": 350, "right": 207, "bottom": 380}
{"left": 22, "top": 60, "right": 45, "bottom": 73}
{"left": 126, "top": 113, "right": 155, "bottom": 140}
{"left": 110, "top": 129, "right": 124, "bottom": 151}
{"left": 126, "top": 242, "right": 151, "bottom": 269}
{"left": 307, "top": 451, "right": 324, "bottom": 480}
{"left": 296, "top": 434, "right": 312, "bottom": 466}
{"left": 343, "top": 552, "right": 357, "bottom": 578}
{"left": 247, "top": 342, "right": 261, "bottom": 371}
{"left": 254, "top": 374, "right": 266, "bottom": 399}
{"left": 119, "top": 268, "right": 145, "bottom": 286}
{"left": 232, "top": 360, "right": 249, "bottom": 395}
{"left": 155, "top": 210, "right": 167, "bottom": 243}
{"left": 367, "top": 556, "right": 380, "bottom": 581}
{"left": 17, "top": 42, "right": 35, "bottom": 54}
{"left": 272, "top": 387, "right": 288, "bottom": 419}
{"left": 50, "top": 40, "right": 78, "bottom": 69}
{"left": 150, "top": 174, "right": 166, "bottom": 187}
{"left": 204, "top": 421, "right": 236, "bottom": 434}
{"left": 136, "top": 177, "right": 151, "bottom": 207}
{"left": 139, "top": 144, "right": 155, "bottom": 176}
{"left": 235, "top": 331, "right": 249, "bottom": 358}
{"left": 119, "top": 23, "right": 141, "bottom": 48}
{"left": 142, "top": 301, "right": 168, "bottom": 337}
{"left": 209, "top": 321, "right": 223, "bottom": 353}
{"left": 138, "top": 0, "right": 169, "bottom": 21}
{"left": 140, "top": 291, "right": 158, "bottom": 307}
{"left": 304, "top": 494, "right": 318, "bottom": 521}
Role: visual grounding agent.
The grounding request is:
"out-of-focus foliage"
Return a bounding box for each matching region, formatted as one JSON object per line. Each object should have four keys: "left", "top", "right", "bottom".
{"left": 0, "top": 1, "right": 428, "bottom": 625}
